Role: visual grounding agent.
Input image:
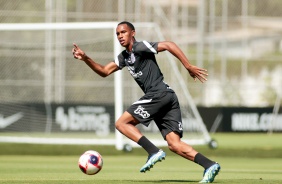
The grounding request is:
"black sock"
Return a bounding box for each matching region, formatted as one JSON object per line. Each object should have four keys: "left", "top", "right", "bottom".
{"left": 194, "top": 153, "right": 215, "bottom": 169}
{"left": 137, "top": 136, "right": 159, "bottom": 155}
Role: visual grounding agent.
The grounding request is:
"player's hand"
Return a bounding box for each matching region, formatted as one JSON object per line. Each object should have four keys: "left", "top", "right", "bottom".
{"left": 187, "top": 65, "right": 208, "bottom": 83}
{"left": 72, "top": 43, "right": 86, "bottom": 60}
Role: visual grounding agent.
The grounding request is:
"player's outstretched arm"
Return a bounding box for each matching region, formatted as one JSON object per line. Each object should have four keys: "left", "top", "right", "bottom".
{"left": 72, "top": 43, "right": 119, "bottom": 77}
{"left": 157, "top": 41, "right": 208, "bottom": 83}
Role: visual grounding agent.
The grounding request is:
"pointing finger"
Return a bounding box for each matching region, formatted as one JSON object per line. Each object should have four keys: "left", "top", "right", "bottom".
{"left": 73, "top": 43, "right": 79, "bottom": 49}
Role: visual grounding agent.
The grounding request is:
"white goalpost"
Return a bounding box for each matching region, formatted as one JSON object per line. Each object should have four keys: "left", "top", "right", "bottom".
{"left": 0, "top": 22, "right": 214, "bottom": 150}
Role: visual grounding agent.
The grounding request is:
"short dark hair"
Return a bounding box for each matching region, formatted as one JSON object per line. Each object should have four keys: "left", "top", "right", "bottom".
{"left": 118, "top": 21, "right": 135, "bottom": 31}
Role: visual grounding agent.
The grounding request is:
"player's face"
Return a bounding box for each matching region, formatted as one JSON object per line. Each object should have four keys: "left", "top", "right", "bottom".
{"left": 116, "top": 24, "right": 135, "bottom": 48}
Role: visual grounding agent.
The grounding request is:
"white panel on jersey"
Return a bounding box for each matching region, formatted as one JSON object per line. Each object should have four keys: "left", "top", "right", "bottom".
{"left": 143, "top": 40, "right": 157, "bottom": 54}
{"left": 132, "top": 99, "right": 152, "bottom": 105}
{"left": 114, "top": 57, "right": 120, "bottom": 67}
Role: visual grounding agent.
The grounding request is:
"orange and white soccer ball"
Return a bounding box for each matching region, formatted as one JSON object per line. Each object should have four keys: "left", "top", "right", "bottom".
{"left": 78, "top": 150, "right": 103, "bottom": 175}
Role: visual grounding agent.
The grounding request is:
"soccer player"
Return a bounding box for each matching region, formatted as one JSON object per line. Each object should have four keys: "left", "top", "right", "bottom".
{"left": 72, "top": 21, "right": 220, "bottom": 183}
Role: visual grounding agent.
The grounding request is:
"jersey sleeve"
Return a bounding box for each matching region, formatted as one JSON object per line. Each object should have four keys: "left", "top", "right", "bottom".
{"left": 114, "top": 51, "right": 126, "bottom": 69}
{"left": 138, "top": 41, "right": 158, "bottom": 54}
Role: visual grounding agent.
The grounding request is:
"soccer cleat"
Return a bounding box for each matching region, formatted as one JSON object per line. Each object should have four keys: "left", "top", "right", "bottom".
{"left": 199, "top": 162, "right": 221, "bottom": 183}
{"left": 140, "top": 150, "right": 166, "bottom": 173}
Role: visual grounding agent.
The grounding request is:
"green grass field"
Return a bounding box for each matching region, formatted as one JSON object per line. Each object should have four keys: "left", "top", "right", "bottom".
{"left": 0, "top": 156, "right": 281, "bottom": 184}
{"left": 0, "top": 133, "right": 282, "bottom": 183}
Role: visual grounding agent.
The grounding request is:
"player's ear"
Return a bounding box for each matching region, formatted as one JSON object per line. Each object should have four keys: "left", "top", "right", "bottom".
{"left": 132, "top": 30, "right": 136, "bottom": 37}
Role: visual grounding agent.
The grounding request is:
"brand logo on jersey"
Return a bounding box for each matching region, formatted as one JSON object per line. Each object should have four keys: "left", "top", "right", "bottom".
{"left": 127, "top": 66, "right": 143, "bottom": 78}
{"left": 129, "top": 53, "right": 136, "bottom": 64}
{"left": 125, "top": 53, "right": 136, "bottom": 64}
{"left": 134, "top": 105, "right": 150, "bottom": 119}
{"left": 178, "top": 122, "right": 183, "bottom": 131}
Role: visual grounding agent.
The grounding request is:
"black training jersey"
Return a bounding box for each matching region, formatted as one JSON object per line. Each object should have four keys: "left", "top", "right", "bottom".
{"left": 114, "top": 40, "right": 172, "bottom": 94}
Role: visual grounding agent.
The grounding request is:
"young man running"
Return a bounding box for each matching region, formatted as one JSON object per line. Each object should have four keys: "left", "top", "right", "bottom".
{"left": 72, "top": 21, "right": 220, "bottom": 183}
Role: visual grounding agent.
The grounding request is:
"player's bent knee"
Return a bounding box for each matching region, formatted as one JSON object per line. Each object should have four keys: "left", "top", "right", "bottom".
{"left": 115, "top": 121, "right": 123, "bottom": 131}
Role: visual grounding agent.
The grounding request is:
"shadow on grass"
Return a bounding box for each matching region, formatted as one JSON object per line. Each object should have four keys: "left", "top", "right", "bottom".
{"left": 125, "top": 180, "right": 197, "bottom": 183}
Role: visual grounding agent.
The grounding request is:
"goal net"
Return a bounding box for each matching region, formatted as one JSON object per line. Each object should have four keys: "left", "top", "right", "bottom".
{"left": 0, "top": 22, "right": 212, "bottom": 150}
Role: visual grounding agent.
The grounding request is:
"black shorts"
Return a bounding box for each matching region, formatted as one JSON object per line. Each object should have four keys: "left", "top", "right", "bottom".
{"left": 126, "top": 91, "right": 183, "bottom": 139}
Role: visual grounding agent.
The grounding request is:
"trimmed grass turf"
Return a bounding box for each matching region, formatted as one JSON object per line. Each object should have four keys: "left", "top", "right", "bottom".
{"left": 1, "top": 133, "right": 282, "bottom": 158}
{"left": 0, "top": 133, "right": 282, "bottom": 183}
{"left": 0, "top": 155, "right": 282, "bottom": 184}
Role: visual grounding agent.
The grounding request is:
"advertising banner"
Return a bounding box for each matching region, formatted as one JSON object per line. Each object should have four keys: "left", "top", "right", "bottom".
{"left": 198, "top": 107, "right": 282, "bottom": 132}
{"left": 0, "top": 103, "right": 115, "bottom": 136}
{"left": 0, "top": 103, "right": 281, "bottom": 133}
